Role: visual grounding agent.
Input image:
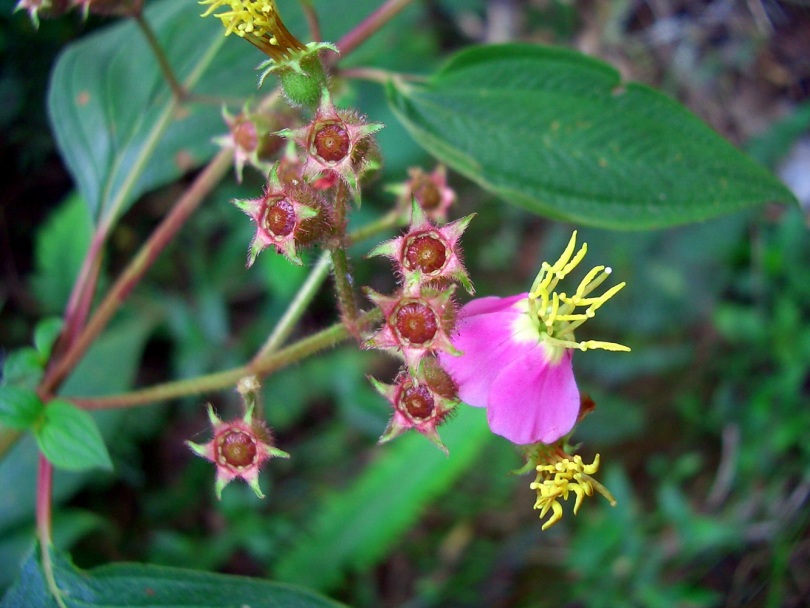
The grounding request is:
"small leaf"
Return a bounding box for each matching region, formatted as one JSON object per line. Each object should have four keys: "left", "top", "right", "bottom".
{"left": 388, "top": 44, "right": 797, "bottom": 229}
{"left": 1, "top": 545, "right": 343, "bottom": 608}
{"left": 35, "top": 401, "right": 113, "bottom": 472}
{"left": 33, "top": 318, "right": 64, "bottom": 362}
{"left": 1, "top": 348, "right": 44, "bottom": 390}
{"left": 0, "top": 387, "right": 44, "bottom": 430}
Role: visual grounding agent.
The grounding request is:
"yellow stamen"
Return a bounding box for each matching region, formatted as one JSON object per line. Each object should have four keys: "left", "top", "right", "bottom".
{"left": 530, "top": 453, "right": 616, "bottom": 530}
{"left": 199, "top": 0, "right": 305, "bottom": 60}
{"left": 528, "top": 231, "right": 629, "bottom": 353}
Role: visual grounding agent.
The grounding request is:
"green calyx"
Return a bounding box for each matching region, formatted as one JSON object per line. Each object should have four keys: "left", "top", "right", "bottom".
{"left": 258, "top": 42, "right": 338, "bottom": 107}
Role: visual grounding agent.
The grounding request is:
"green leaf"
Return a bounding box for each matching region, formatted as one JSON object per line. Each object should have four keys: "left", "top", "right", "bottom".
{"left": 0, "top": 317, "right": 155, "bottom": 535}
{"left": 1, "top": 349, "right": 44, "bottom": 390}
{"left": 47, "top": 0, "right": 258, "bottom": 226}
{"left": 387, "top": 44, "right": 797, "bottom": 229}
{"left": 33, "top": 318, "right": 64, "bottom": 362}
{"left": 31, "top": 194, "right": 93, "bottom": 315}
{"left": 0, "top": 387, "right": 44, "bottom": 430}
{"left": 1, "top": 546, "right": 343, "bottom": 608}
{"left": 273, "top": 407, "right": 492, "bottom": 591}
{"left": 34, "top": 400, "right": 113, "bottom": 472}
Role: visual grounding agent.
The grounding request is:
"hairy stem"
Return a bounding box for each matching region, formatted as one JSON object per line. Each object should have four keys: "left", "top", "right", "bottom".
{"left": 37, "top": 457, "right": 67, "bottom": 607}
{"left": 329, "top": 182, "right": 361, "bottom": 337}
{"left": 71, "top": 309, "right": 380, "bottom": 410}
{"left": 51, "top": 228, "right": 106, "bottom": 367}
{"left": 334, "top": 0, "right": 417, "bottom": 59}
{"left": 254, "top": 251, "right": 332, "bottom": 359}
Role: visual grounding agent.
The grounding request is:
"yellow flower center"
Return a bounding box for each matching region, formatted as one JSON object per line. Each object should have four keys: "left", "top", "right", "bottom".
{"left": 528, "top": 231, "right": 630, "bottom": 354}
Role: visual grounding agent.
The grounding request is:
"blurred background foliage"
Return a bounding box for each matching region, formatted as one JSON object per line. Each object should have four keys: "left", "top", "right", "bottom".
{"left": 1, "top": 0, "right": 809, "bottom": 606}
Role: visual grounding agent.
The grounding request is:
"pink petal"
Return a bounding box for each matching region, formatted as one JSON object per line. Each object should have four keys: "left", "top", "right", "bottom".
{"left": 458, "top": 293, "right": 527, "bottom": 318}
{"left": 486, "top": 349, "right": 579, "bottom": 445}
{"left": 439, "top": 294, "right": 528, "bottom": 407}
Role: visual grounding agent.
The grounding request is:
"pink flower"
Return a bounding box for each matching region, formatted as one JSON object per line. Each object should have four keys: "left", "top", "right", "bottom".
{"left": 440, "top": 294, "right": 579, "bottom": 444}
{"left": 439, "top": 232, "right": 629, "bottom": 446}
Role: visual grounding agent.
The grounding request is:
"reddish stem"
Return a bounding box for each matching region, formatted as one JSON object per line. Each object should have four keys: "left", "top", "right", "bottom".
{"left": 334, "top": 0, "right": 416, "bottom": 59}
{"left": 39, "top": 149, "right": 233, "bottom": 398}
{"left": 52, "top": 230, "right": 106, "bottom": 365}
{"left": 36, "top": 455, "right": 53, "bottom": 546}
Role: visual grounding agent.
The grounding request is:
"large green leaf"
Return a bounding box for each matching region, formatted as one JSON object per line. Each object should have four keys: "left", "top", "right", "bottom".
{"left": 273, "top": 406, "right": 492, "bottom": 591}
{"left": 387, "top": 44, "right": 797, "bottom": 229}
{"left": 1, "top": 546, "right": 343, "bottom": 608}
{"left": 47, "top": 0, "right": 257, "bottom": 227}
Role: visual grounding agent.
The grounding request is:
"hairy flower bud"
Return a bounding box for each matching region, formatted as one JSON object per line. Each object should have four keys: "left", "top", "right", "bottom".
{"left": 370, "top": 366, "right": 459, "bottom": 454}
{"left": 369, "top": 201, "right": 474, "bottom": 294}
{"left": 364, "top": 286, "right": 459, "bottom": 369}
{"left": 233, "top": 166, "right": 332, "bottom": 266}
{"left": 14, "top": 0, "right": 70, "bottom": 27}
{"left": 391, "top": 166, "right": 456, "bottom": 223}
{"left": 186, "top": 403, "right": 289, "bottom": 499}
{"left": 279, "top": 89, "right": 383, "bottom": 200}
{"left": 215, "top": 104, "right": 291, "bottom": 182}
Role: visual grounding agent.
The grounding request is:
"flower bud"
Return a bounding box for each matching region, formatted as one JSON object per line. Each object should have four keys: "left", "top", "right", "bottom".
{"left": 364, "top": 286, "right": 459, "bottom": 369}
{"left": 370, "top": 366, "right": 459, "bottom": 454}
{"left": 279, "top": 89, "right": 383, "bottom": 200}
{"left": 186, "top": 403, "right": 289, "bottom": 499}
{"left": 391, "top": 166, "right": 456, "bottom": 223}
{"left": 15, "top": 0, "right": 70, "bottom": 27}
{"left": 368, "top": 201, "right": 474, "bottom": 294}
{"left": 233, "top": 166, "right": 332, "bottom": 266}
{"left": 216, "top": 105, "right": 291, "bottom": 182}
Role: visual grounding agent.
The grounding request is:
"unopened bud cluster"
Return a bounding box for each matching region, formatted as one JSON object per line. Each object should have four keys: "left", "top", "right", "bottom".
{"left": 228, "top": 88, "right": 382, "bottom": 267}
{"left": 364, "top": 198, "right": 474, "bottom": 454}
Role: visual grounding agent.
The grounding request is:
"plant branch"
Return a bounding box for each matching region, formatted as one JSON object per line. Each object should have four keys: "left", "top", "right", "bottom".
{"left": 37, "top": 457, "right": 67, "bottom": 607}
{"left": 39, "top": 149, "right": 234, "bottom": 398}
{"left": 254, "top": 251, "right": 332, "bottom": 359}
{"left": 334, "top": 0, "right": 417, "bottom": 60}
{"left": 329, "top": 182, "right": 361, "bottom": 337}
{"left": 50, "top": 228, "right": 106, "bottom": 367}
{"left": 70, "top": 309, "right": 381, "bottom": 410}
{"left": 133, "top": 12, "right": 187, "bottom": 101}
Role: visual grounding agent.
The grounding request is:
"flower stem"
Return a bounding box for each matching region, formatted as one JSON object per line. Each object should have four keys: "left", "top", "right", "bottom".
{"left": 70, "top": 309, "right": 381, "bottom": 410}
{"left": 254, "top": 251, "right": 332, "bottom": 359}
{"left": 133, "top": 12, "right": 187, "bottom": 101}
{"left": 39, "top": 149, "right": 234, "bottom": 398}
{"left": 334, "top": 0, "right": 417, "bottom": 59}
{"left": 329, "top": 182, "right": 361, "bottom": 338}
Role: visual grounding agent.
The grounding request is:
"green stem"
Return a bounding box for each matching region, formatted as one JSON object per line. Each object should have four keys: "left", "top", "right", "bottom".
{"left": 254, "top": 251, "right": 332, "bottom": 359}
{"left": 334, "top": 0, "right": 417, "bottom": 59}
{"left": 133, "top": 12, "right": 186, "bottom": 101}
{"left": 71, "top": 309, "right": 380, "bottom": 410}
{"left": 348, "top": 208, "right": 404, "bottom": 245}
{"left": 329, "top": 182, "right": 361, "bottom": 337}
